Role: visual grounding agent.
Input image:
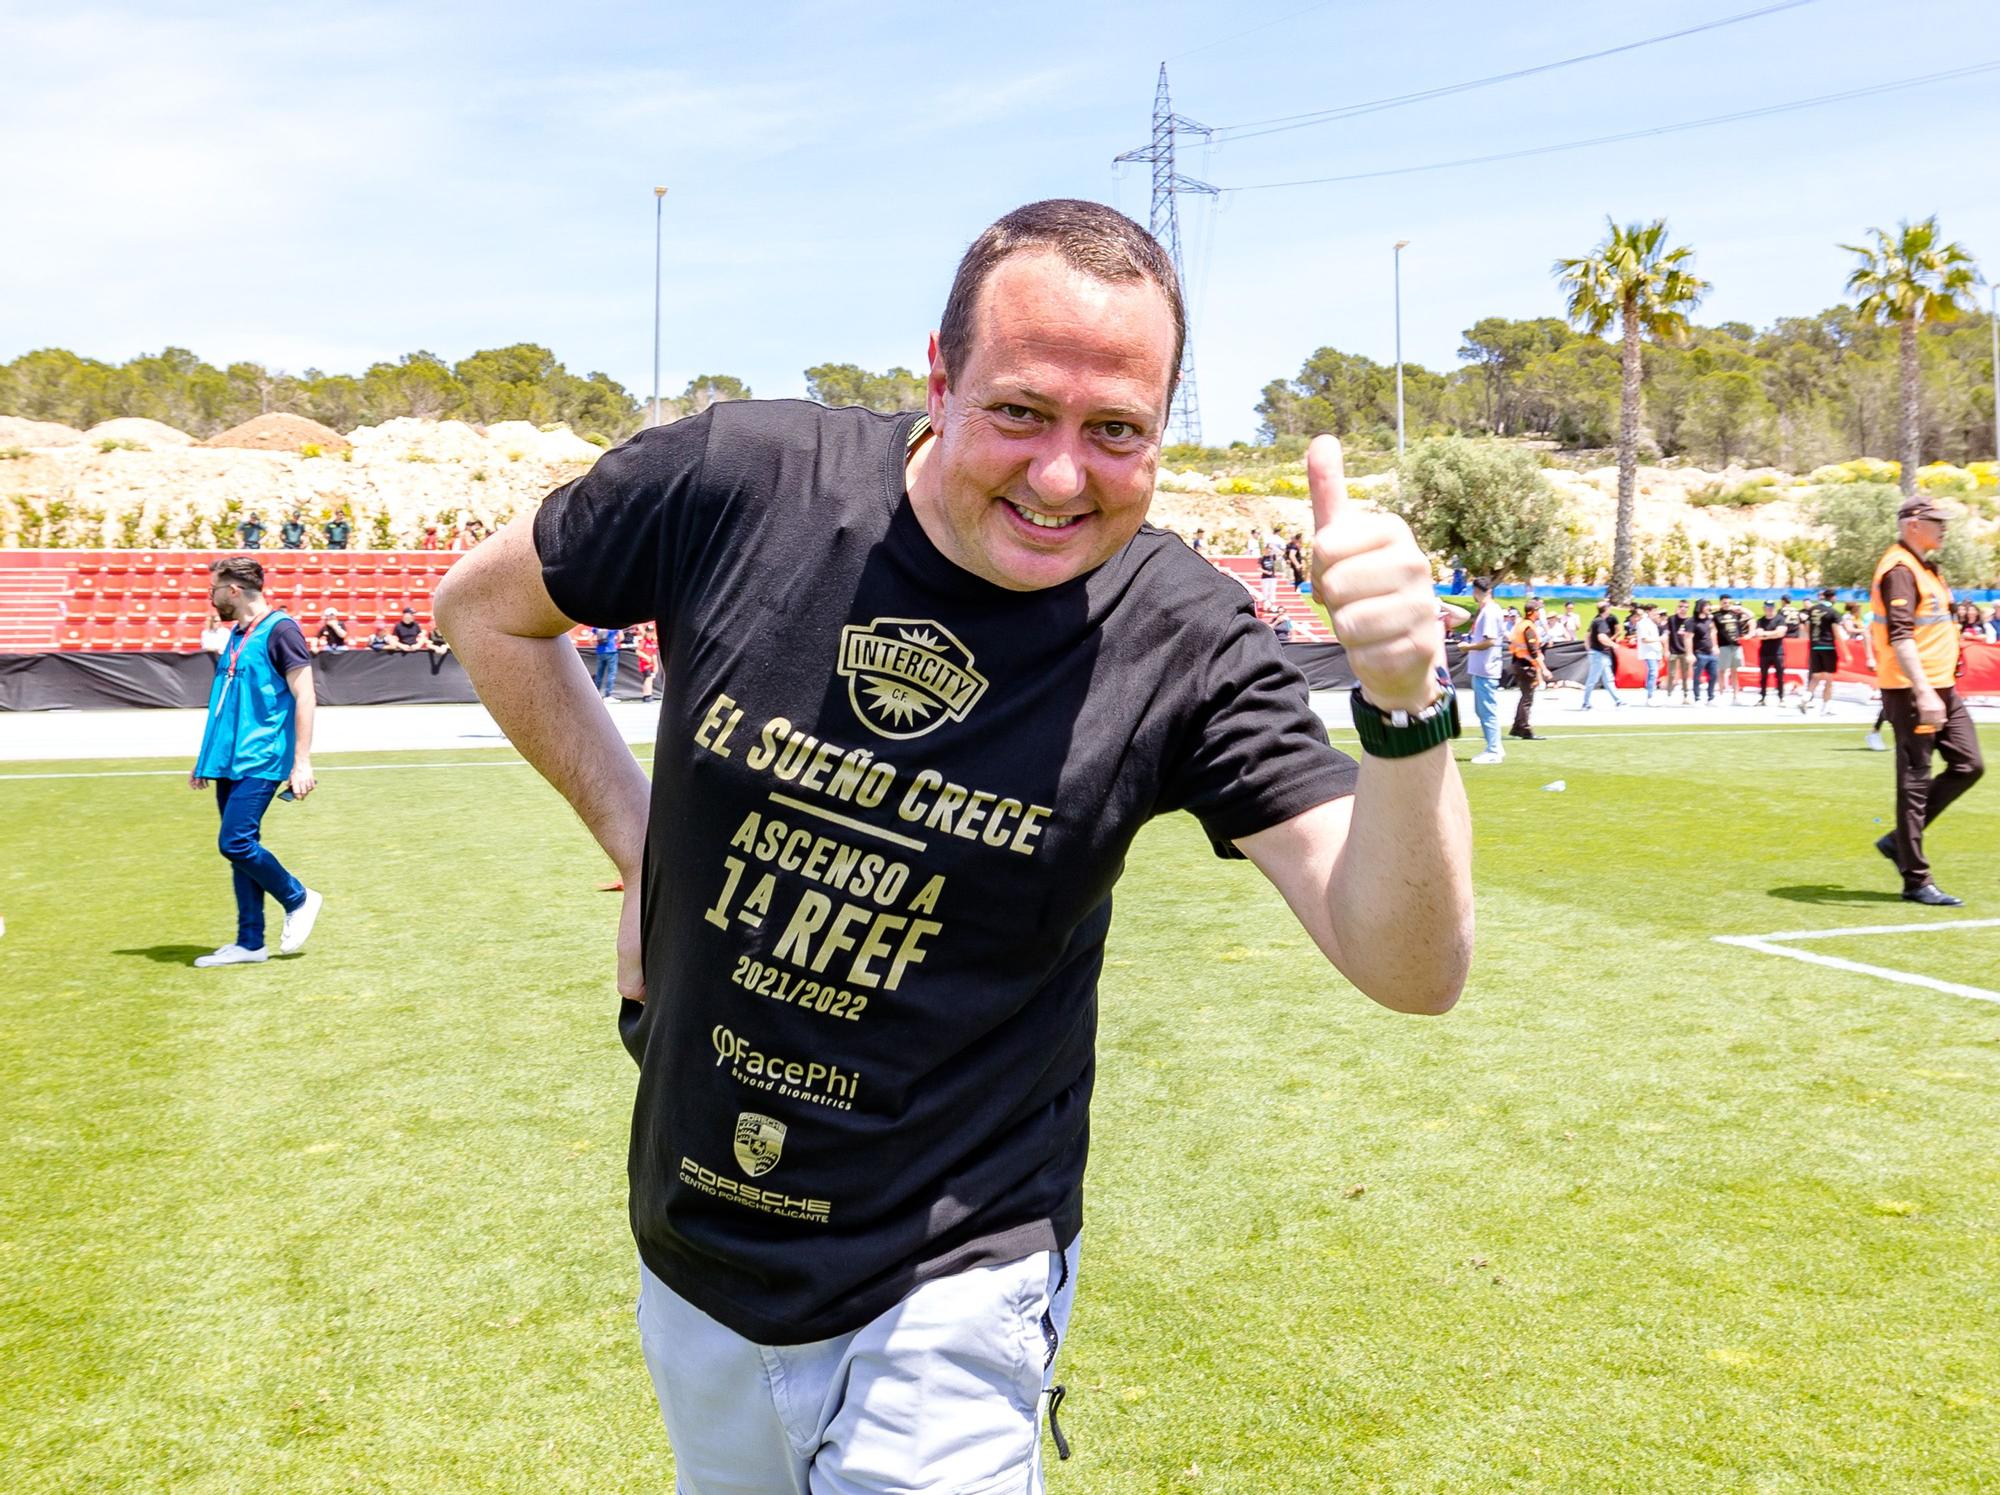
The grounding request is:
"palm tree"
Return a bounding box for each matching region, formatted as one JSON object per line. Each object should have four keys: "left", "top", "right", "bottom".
{"left": 1554, "top": 219, "right": 1708, "bottom": 604}
{"left": 1841, "top": 216, "right": 1980, "bottom": 498}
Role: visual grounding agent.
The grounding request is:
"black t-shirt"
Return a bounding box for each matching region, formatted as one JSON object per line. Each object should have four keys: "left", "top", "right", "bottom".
{"left": 1714, "top": 607, "right": 1745, "bottom": 647}
{"left": 1808, "top": 601, "right": 1840, "bottom": 649}
{"left": 1758, "top": 612, "right": 1785, "bottom": 650}
{"left": 1687, "top": 615, "right": 1717, "bottom": 653}
{"left": 1665, "top": 614, "right": 1689, "bottom": 652}
{"left": 234, "top": 613, "right": 311, "bottom": 674}
{"left": 1588, "top": 612, "right": 1619, "bottom": 654}
{"left": 393, "top": 620, "right": 424, "bottom": 646}
{"left": 534, "top": 401, "right": 1357, "bottom": 1344}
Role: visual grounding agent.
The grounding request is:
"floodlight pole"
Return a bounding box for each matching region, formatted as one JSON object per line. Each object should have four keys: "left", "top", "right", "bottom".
{"left": 1393, "top": 240, "right": 1410, "bottom": 457}
{"left": 652, "top": 186, "right": 669, "bottom": 427}
{"left": 1990, "top": 283, "right": 1997, "bottom": 467}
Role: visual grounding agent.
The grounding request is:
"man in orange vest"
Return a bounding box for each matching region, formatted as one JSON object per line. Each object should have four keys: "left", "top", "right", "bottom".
{"left": 1507, "top": 599, "right": 1550, "bottom": 741}
{"left": 1871, "top": 495, "right": 1984, "bottom": 905}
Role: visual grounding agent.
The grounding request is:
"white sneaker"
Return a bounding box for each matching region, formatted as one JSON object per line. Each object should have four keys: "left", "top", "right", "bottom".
{"left": 1470, "top": 750, "right": 1505, "bottom": 764}
{"left": 1864, "top": 731, "right": 1887, "bottom": 752}
{"left": 194, "top": 943, "right": 269, "bottom": 967}
{"left": 280, "top": 889, "right": 324, "bottom": 955}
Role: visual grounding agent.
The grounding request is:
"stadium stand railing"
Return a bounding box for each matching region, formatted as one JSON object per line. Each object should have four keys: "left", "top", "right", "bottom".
{"left": 0, "top": 550, "right": 461, "bottom": 653}
{"left": 1205, "top": 555, "right": 1328, "bottom": 640}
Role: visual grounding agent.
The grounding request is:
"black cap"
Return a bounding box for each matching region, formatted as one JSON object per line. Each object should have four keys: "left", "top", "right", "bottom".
{"left": 1898, "top": 495, "right": 1949, "bottom": 522}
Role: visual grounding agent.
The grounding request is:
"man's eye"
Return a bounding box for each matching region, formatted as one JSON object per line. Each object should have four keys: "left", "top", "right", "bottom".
{"left": 1100, "top": 422, "right": 1139, "bottom": 442}
{"left": 996, "top": 404, "right": 1037, "bottom": 422}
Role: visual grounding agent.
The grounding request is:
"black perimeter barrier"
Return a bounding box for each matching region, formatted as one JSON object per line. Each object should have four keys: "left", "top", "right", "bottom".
{"left": 0, "top": 647, "right": 656, "bottom": 711}
{"left": 2, "top": 641, "right": 1592, "bottom": 712}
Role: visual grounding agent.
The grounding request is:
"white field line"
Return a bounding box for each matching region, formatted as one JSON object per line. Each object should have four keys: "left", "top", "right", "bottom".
{"left": 1714, "top": 919, "right": 2000, "bottom": 1005}
{"left": 0, "top": 754, "right": 652, "bottom": 783}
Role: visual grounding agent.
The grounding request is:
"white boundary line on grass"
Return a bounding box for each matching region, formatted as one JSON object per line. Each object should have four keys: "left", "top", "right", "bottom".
{"left": 0, "top": 755, "right": 651, "bottom": 782}
{"left": 1714, "top": 918, "right": 2000, "bottom": 1005}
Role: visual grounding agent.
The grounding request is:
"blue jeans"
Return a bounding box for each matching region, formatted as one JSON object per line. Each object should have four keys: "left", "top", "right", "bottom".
{"left": 1581, "top": 651, "right": 1622, "bottom": 708}
{"left": 1642, "top": 657, "right": 1661, "bottom": 700}
{"left": 215, "top": 776, "right": 305, "bottom": 950}
{"left": 1693, "top": 652, "right": 1719, "bottom": 700}
{"left": 594, "top": 652, "right": 619, "bottom": 697}
{"left": 1471, "top": 675, "right": 1502, "bottom": 754}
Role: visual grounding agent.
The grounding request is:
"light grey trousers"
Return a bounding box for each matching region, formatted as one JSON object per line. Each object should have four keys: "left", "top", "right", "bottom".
{"left": 637, "top": 1239, "right": 1080, "bottom": 1495}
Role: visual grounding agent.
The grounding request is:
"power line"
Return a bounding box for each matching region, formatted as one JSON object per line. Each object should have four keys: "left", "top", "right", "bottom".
{"left": 1164, "top": 0, "right": 1341, "bottom": 64}
{"left": 1223, "top": 60, "right": 2000, "bottom": 192}
{"left": 1211, "top": 0, "right": 1820, "bottom": 142}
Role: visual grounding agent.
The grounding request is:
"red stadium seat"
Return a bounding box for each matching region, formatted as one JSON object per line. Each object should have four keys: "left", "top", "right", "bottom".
{"left": 59, "top": 626, "right": 85, "bottom": 650}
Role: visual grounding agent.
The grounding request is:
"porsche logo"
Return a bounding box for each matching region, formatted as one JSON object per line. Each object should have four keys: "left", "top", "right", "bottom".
{"left": 733, "top": 1112, "right": 786, "bottom": 1178}
{"left": 836, "top": 618, "right": 988, "bottom": 741}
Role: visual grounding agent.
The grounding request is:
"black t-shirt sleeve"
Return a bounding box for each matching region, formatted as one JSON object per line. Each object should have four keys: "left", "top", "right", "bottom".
{"left": 1156, "top": 605, "right": 1360, "bottom": 857}
{"left": 533, "top": 409, "right": 717, "bottom": 629}
{"left": 267, "top": 617, "right": 312, "bottom": 675}
{"left": 1878, "top": 564, "right": 1920, "bottom": 642}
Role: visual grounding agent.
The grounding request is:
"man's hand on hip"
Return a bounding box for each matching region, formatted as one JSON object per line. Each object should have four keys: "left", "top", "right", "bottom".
{"left": 1308, "top": 435, "right": 1442, "bottom": 714}
{"left": 619, "top": 880, "right": 645, "bottom": 1003}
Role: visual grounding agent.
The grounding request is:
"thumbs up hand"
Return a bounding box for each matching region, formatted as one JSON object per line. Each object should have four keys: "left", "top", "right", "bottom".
{"left": 1308, "top": 434, "right": 1443, "bottom": 715}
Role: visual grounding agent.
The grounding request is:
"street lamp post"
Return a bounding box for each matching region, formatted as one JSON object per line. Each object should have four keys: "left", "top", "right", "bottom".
{"left": 1990, "top": 283, "right": 1997, "bottom": 467}
{"left": 652, "top": 186, "right": 669, "bottom": 428}
{"left": 1393, "top": 240, "right": 1410, "bottom": 458}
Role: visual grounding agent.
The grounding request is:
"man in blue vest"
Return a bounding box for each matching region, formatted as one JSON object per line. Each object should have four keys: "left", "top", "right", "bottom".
{"left": 189, "top": 556, "right": 324, "bottom": 966}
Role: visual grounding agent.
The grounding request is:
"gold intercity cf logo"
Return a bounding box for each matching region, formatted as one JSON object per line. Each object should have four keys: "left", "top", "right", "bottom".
{"left": 836, "top": 618, "right": 988, "bottom": 741}
{"left": 733, "top": 1112, "right": 786, "bottom": 1178}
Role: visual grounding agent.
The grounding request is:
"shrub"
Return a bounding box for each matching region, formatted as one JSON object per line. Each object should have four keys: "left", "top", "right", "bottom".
{"left": 582, "top": 431, "right": 611, "bottom": 448}
{"left": 0, "top": 446, "right": 27, "bottom": 461}
{"left": 97, "top": 437, "right": 145, "bottom": 453}
{"left": 1968, "top": 461, "right": 1998, "bottom": 491}
{"left": 471, "top": 469, "right": 487, "bottom": 482}
{"left": 1384, "top": 437, "right": 1569, "bottom": 583}
{"left": 1916, "top": 463, "right": 1976, "bottom": 497}
{"left": 300, "top": 443, "right": 323, "bottom": 459}
{"left": 1809, "top": 482, "right": 1989, "bottom": 587}
{"left": 1686, "top": 479, "right": 1780, "bottom": 508}
{"left": 401, "top": 451, "right": 436, "bottom": 463}
{"left": 1806, "top": 457, "right": 1899, "bottom": 486}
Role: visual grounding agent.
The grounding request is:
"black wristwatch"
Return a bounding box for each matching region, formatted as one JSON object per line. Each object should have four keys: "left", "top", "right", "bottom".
{"left": 1349, "top": 670, "right": 1461, "bottom": 759}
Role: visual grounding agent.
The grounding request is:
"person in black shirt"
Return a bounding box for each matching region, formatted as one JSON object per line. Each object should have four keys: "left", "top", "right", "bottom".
{"left": 279, "top": 511, "right": 307, "bottom": 550}
{"left": 1581, "top": 599, "right": 1625, "bottom": 710}
{"left": 315, "top": 609, "right": 348, "bottom": 652}
{"left": 434, "top": 199, "right": 1473, "bottom": 1492}
{"left": 1753, "top": 599, "right": 1789, "bottom": 703}
{"left": 324, "top": 514, "right": 352, "bottom": 550}
{"left": 389, "top": 607, "right": 425, "bottom": 651}
{"left": 1687, "top": 599, "right": 1719, "bottom": 702}
{"left": 1664, "top": 600, "right": 1692, "bottom": 703}
{"left": 1803, "top": 586, "right": 1842, "bottom": 716}
{"left": 1713, "top": 593, "right": 1748, "bottom": 702}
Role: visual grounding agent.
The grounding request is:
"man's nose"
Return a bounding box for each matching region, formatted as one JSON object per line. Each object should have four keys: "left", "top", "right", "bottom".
{"left": 1027, "top": 436, "right": 1088, "bottom": 506}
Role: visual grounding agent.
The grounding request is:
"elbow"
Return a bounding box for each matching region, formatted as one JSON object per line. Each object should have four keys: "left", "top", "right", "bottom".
{"left": 432, "top": 571, "right": 464, "bottom": 634}
{"left": 1355, "top": 928, "right": 1471, "bottom": 1016}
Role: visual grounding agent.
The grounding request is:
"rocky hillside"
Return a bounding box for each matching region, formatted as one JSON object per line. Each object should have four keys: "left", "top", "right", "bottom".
{"left": 3, "top": 415, "right": 1992, "bottom": 586}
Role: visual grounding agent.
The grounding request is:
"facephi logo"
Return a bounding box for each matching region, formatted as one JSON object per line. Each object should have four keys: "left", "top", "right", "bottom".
{"left": 732, "top": 1112, "right": 786, "bottom": 1178}
{"left": 837, "top": 618, "right": 988, "bottom": 741}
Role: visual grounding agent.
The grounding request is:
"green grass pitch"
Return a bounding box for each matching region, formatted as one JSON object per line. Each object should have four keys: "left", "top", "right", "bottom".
{"left": 3, "top": 722, "right": 1998, "bottom": 1492}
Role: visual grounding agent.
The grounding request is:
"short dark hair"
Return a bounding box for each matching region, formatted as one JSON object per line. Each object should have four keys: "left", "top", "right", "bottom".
{"left": 936, "top": 199, "right": 1185, "bottom": 402}
{"left": 401, "top": 604, "right": 416, "bottom": 615}
{"left": 209, "top": 556, "right": 265, "bottom": 592}
{"left": 1471, "top": 576, "right": 1492, "bottom": 594}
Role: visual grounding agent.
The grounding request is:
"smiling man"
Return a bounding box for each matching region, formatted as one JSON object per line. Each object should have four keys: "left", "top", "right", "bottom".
{"left": 436, "top": 199, "right": 1472, "bottom": 1492}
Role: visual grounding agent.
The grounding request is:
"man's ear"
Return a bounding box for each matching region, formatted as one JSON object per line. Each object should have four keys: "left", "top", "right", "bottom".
{"left": 925, "top": 331, "right": 948, "bottom": 427}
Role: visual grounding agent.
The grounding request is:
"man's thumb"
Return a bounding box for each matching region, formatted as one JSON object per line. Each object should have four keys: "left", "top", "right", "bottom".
{"left": 1307, "top": 434, "right": 1347, "bottom": 534}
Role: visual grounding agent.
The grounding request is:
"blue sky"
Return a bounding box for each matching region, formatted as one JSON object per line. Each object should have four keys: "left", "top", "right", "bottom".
{"left": 6, "top": 0, "right": 1998, "bottom": 444}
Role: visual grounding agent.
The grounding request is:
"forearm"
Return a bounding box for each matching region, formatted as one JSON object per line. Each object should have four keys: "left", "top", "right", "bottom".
{"left": 1327, "top": 746, "right": 1473, "bottom": 1013}
{"left": 291, "top": 677, "right": 315, "bottom": 760}
{"left": 452, "top": 628, "right": 651, "bottom": 876}
{"left": 1891, "top": 639, "right": 1933, "bottom": 696}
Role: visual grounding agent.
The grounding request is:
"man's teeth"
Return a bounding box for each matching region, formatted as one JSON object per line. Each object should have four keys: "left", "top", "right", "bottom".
{"left": 1009, "top": 502, "right": 1079, "bottom": 530}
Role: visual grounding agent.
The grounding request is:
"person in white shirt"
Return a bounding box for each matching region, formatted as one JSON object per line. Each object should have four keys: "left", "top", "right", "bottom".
{"left": 1635, "top": 603, "right": 1666, "bottom": 703}
{"left": 199, "top": 608, "right": 232, "bottom": 655}
{"left": 1461, "top": 578, "right": 1507, "bottom": 763}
